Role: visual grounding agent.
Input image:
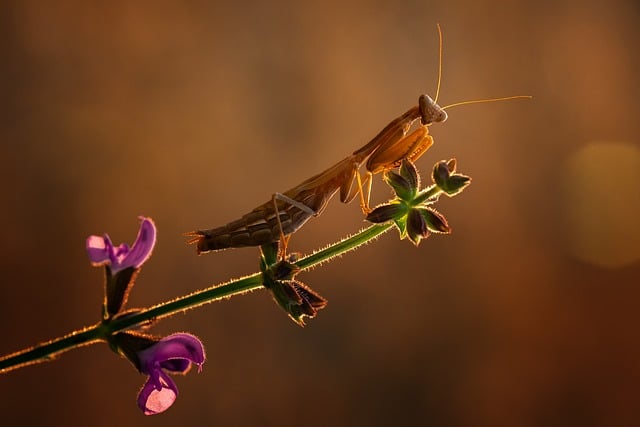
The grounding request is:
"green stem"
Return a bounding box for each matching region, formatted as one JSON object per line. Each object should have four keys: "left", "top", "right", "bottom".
{"left": 0, "top": 323, "right": 105, "bottom": 374}
{"left": 295, "top": 223, "right": 393, "bottom": 269}
{"left": 1, "top": 177, "right": 448, "bottom": 375}
{"left": 0, "top": 222, "right": 394, "bottom": 374}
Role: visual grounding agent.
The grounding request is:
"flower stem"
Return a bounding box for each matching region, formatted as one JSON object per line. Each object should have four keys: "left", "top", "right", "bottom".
{"left": 295, "top": 223, "right": 393, "bottom": 270}
{"left": 0, "top": 323, "right": 105, "bottom": 374}
{"left": 109, "top": 222, "right": 394, "bottom": 330}
{"left": 0, "top": 222, "right": 394, "bottom": 373}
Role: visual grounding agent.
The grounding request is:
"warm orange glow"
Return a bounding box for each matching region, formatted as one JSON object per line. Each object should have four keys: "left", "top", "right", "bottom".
{"left": 562, "top": 141, "right": 640, "bottom": 268}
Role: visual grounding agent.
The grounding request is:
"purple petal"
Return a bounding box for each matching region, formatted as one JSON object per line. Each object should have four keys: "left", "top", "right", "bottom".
{"left": 85, "top": 217, "right": 156, "bottom": 273}
{"left": 86, "top": 234, "right": 113, "bottom": 265}
{"left": 135, "top": 333, "right": 205, "bottom": 415}
{"left": 137, "top": 371, "right": 178, "bottom": 415}
{"left": 138, "top": 333, "right": 205, "bottom": 375}
{"left": 120, "top": 217, "right": 156, "bottom": 271}
{"left": 161, "top": 358, "right": 191, "bottom": 373}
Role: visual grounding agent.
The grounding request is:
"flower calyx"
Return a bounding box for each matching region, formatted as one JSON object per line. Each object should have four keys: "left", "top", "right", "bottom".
{"left": 260, "top": 242, "right": 327, "bottom": 327}
{"left": 366, "top": 159, "right": 468, "bottom": 246}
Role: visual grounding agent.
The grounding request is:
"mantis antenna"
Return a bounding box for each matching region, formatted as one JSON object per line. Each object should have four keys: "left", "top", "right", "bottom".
{"left": 441, "top": 95, "right": 532, "bottom": 111}
{"left": 434, "top": 22, "right": 444, "bottom": 104}
{"left": 433, "top": 23, "right": 531, "bottom": 112}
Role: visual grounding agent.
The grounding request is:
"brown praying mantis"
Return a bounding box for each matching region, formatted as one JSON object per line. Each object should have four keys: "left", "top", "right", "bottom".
{"left": 186, "top": 25, "right": 530, "bottom": 256}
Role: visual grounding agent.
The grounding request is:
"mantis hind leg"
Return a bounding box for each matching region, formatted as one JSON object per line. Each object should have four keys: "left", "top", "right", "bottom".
{"left": 339, "top": 166, "right": 374, "bottom": 214}
{"left": 271, "top": 193, "right": 316, "bottom": 260}
{"left": 355, "top": 171, "right": 374, "bottom": 214}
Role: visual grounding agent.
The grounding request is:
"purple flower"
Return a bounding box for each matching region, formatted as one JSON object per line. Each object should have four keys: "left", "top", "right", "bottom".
{"left": 136, "top": 333, "right": 206, "bottom": 415}
{"left": 86, "top": 217, "right": 156, "bottom": 274}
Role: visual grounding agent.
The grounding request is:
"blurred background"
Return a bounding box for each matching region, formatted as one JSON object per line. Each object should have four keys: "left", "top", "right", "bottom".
{"left": 1, "top": 0, "right": 639, "bottom": 426}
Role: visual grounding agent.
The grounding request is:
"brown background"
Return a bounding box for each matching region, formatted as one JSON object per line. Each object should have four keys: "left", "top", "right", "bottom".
{"left": 1, "top": 1, "right": 639, "bottom": 426}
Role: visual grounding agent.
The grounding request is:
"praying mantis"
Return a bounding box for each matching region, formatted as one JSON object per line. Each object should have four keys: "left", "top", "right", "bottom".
{"left": 186, "top": 25, "right": 530, "bottom": 255}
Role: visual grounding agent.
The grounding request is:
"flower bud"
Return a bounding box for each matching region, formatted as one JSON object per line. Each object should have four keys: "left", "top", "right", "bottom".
{"left": 432, "top": 161, "right": 451, "bottom": 189}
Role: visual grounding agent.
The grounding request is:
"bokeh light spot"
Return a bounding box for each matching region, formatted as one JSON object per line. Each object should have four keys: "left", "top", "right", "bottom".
{"left": 561, "top": 141, "right": 640, "bottom": 268}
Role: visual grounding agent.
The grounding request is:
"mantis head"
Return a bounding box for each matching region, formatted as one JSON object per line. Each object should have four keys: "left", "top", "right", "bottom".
{"left": 419, "top": 94, "right": 448, "bottom": 125}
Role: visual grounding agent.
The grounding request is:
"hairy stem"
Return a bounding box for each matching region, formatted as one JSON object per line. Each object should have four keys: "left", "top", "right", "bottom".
{"left": 1, "top": 222, "right": 394, "bottom": 373}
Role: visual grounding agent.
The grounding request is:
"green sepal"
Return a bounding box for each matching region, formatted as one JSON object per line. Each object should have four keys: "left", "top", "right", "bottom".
{"left": 399, "top": 159, "right": 420, "bottom": 192}
{"left": 446, "top": 158, "right": 457, "bottom": 173}
{"left": 260, "top": 242, "right": 326, "bottom": 326}
{"left": 442, "top": 175, "right": 471, "bottom": 196}
{"left": 366, "top": 202, "right": 408, "bottom": 224}
{"left": 265, "top": 278, "right": 327, "bottom": 327}
{"left": 419, "top": 207, "right": 451, "bottom": 233}
{"left": 383, "top": 171, "right": 414, "bottom": 201}
{"left": 271, "top": 259, "right": 301, "bottom": 282}
{"left": 260, "top": 242, "right": 279, "bottom": 269}
{"left": 283, "top": 280, "right": 327, "bottom": 326}
{"left": 432, "top": 161, "right": 451, "bottom": 190}
{"left": 260, "top": 242, "right": 300, "bottom": 289}
{"left": 109, "top": 331, "right": 158, "bottom": 371}
{"left": 104, "top": 266, "right": 139, "bottom": 319}
{"left": 431, "top": 159, "right": 471, "bottom": 196}
{"left": 406, "top": 209, "right": 429, "bottom": 246}
{"left": 393, "top": 216, "right": 408, "bottom": 239}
